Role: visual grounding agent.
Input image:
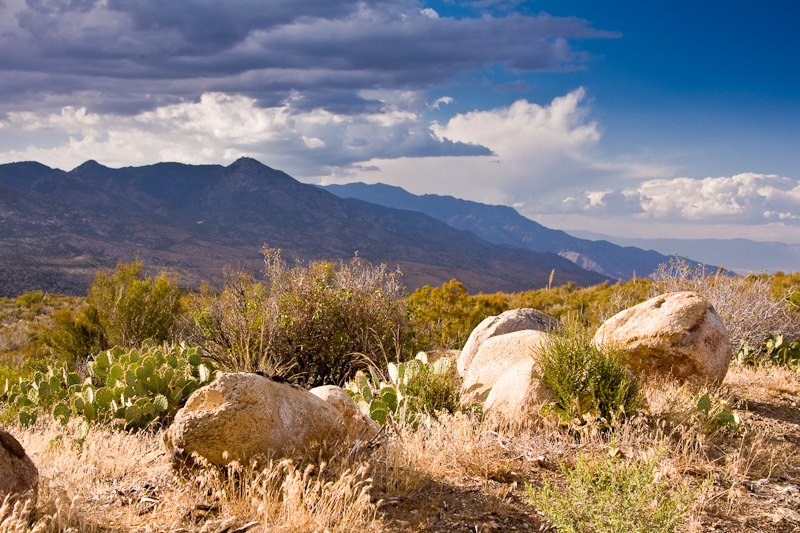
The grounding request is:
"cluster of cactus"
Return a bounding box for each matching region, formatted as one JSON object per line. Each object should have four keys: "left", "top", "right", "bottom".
{"left": 695, "top": 393, "right": 740, "bottom": 433}
{"left": 736, "top": 334, "right": 800, "bottom": 370}
{"left": 345, "top": 353, "right": 456, "bottom": 428}
{"left": 3, "top": 342, "right": 217, "bottom": 430}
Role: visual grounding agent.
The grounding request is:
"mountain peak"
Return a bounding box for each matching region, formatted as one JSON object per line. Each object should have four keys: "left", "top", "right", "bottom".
{"left": 229, "top": 156, "right": 267, "bottom": 170}
{"left": 70, "top": 160, "right": 110, "bottom": 174}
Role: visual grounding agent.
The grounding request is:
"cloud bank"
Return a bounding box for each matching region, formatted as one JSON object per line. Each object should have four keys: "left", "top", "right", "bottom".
{"left": 0, "top": 91, "right": 490, "bottom": 173}
{"left": 554, "top": 173, "right": 800, "bottom": 224}
{"left": 0, "top": 0, "right": 615, "bottom": 114}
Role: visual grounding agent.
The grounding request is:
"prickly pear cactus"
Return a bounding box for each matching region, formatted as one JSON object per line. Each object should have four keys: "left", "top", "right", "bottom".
{"left": 3, "top": 341, "right": 217, "bottom": 431}
{"left": 345, "top": 353, "right": 454, "bottom": 428}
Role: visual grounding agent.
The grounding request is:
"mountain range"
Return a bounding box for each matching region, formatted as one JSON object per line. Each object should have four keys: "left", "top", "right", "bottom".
{"left": 0, "top": 158, "right": 612, "bottom": 297}
{"left": 568, "top": 231, "right": 800, "bottom": 275}
{"left": 322, "top": 182, "right": 684, "bottom": 280}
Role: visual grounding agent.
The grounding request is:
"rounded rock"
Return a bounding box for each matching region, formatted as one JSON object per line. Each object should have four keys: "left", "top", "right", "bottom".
{"left": 458, "top": 308, "right": 559, "bottom": 377}
{"left": 593, "top": 291, "right": 731, "bottom": 384}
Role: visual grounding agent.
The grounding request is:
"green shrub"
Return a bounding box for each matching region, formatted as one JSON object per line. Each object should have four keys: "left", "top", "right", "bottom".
{"left": 43, "top": 306, "right": 107, "bottom": 367}
{"left": 345, "top": 353, "right": 460, "bottom": 428}
{"left": 43, "top": 261, "right": 182, "bottom": 364}
{"left": 407, "top": 280, "right": 507, "bottom": 350}
{"left": 527, "top": 453, "right": 701, "bottom": 533}
{"left": 537, "top": 322, "right": 639, "bottom": 425}
{"left": 508, "top": 278, "right": 653, "bottom": 327}
{"left": 404, "top": 355, "right": 461, "bottom": 416}
{"left": 15, "top": 290, "right": 44, "bottom": 312}
{"left": 2, "top": 342, "right": 216, "bottom": 430}
{"left": 192, "top": 249, "right": 410, "bottom": 387}
{"left": 87, "top": 261, "right": 182, "bottom": 348}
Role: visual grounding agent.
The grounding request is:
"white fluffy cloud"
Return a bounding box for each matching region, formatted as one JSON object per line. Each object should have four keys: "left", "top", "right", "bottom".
{"left": 554, "top": 173, "right": 800, "bottom": 223}
{"left": 531, "top": 173, "right": 800, "bottom": 244}
{"left": 0, "top": 91, "right": 488, "bottom": 172}
{"left": 330, "top": 88, "right": 673, "bottom": 205}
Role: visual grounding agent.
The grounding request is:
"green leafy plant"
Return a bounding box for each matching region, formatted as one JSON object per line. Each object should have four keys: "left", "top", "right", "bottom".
{"left": 527, "top": 453, "right": 702, "bottom": 533}
{"left": 736, "top": 334, "right": 800, "bottom": 370}
{"left": 345, "top": 353, "right": 459, "bottom": 428}
{"left": 694, "top": 393, "right": 740, "bottom": 433}
{"left": 538, "top": 322, "right": 639, "bottom": 426}
{"left": 3, "top": 342, "right": 217, "bottom": 430}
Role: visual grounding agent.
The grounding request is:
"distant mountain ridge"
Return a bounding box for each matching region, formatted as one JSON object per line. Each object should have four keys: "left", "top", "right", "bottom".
{"left": 568, "top": 231, "right": 800, "bottom": 275}
{"left": 322, "top": 182, "right": 689, "bottom": 280}
{"left": 0, "top": 158, "right": 610, "bottom": 297}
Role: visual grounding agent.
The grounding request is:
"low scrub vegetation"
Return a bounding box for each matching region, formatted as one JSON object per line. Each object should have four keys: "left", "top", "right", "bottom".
{"left": 346, "top": 353, "right": 462, "bottom": 427}
{"left": 1, "top": 257, "right": 800, "bottom": 532}
{"left": 527, "top": 452, "right": 702, "bottom": 533}
{"left": 190, "top": 248, "right": 410, "bottom": 386}
{"left": 537, "top": 321, "right": 640, "bottom": 426}
{"left": 42, "top": 261, "right": 183, "bottom": 366}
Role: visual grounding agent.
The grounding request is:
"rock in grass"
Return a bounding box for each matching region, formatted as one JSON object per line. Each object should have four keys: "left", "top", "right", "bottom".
{"left": 593, "top": 291, "right": 731, "bottom": 384}
{"left": 164, "top": 373, "right": 352, "bottom": 469}
{"left": 462, "top": 330, "right": 551, "bottom": 403}
{"left": 0, "top": 429, "right": 38, "bottom": 508}
{"left": 309, "top": 385, "right": 379, "bottom": 442}
{"left": 484, "top": 358, "right": 552, "bottom": 424}
{"left": 458, "top": 308, "right": 559, "bottom": 377}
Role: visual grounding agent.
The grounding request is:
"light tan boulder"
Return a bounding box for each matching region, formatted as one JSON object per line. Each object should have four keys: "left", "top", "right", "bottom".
{"left": 593, "top": 291, "right": 731, "bottom": 384}
{"left": 462, "top": 330, "right": 550, "bottom": 403}
{"left": 309, "top": 385, "right": 379, "bottom": 441}
{"left": 484, "top": 359, "right": 552, "bottom": 423}
{"left": 458, "top": 308, "right": 558, "bottom": 376}
{"left": 164, "top": 373, "right": 350, "bottom": 469}
{"left": 0, "top": 429, "right": 38, "bottom": 508}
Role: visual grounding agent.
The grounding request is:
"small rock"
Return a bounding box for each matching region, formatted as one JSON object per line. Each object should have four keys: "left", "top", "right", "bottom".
{"left": 484, "top": 358, "right": 551, "bottom": 424}
{"left": 309, "top": 385, "right": 379, "bottom": 441}
{"left": 0, "top": 429, "right": 39, "bottom": 508}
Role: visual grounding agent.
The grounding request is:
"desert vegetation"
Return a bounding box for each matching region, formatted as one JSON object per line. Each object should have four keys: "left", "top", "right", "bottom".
{"left": 1, "top": 256, "right": 799, "bottom": 532}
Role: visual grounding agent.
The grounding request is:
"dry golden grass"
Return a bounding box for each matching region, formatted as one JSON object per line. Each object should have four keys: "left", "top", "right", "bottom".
{"left": 2, "top": 363, "right": 799, "bottom": 532}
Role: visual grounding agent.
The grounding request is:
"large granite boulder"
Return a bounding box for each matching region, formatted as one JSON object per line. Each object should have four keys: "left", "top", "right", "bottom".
{"left": 462, "top": 330, "right": 551, "bottom": 403}
{"left": 309, "top": 385, "right": 379, "bottom": 442}
{"left": 0, "top": 429, "right": 38, "bottom": 508}
{"left": 593, "top": 291, "right": 731, "bottom": 384}
{"left": 458, "top": 308, "right": 558, "bottom": 377}
{"left": 165, "top": 373, "right": 355, "bottom": 469}
{"left": 484, "top": 358, "right": 551, "bottom": 424}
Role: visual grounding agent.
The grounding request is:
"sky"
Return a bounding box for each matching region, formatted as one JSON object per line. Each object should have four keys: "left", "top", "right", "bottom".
{"left": 1, "top": 0, "right": 799, "bottom": 244}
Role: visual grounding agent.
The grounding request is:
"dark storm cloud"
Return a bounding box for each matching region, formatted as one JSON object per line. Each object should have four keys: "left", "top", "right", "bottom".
{"left": 0, "top": 0, "right": 616, "bottom": 114}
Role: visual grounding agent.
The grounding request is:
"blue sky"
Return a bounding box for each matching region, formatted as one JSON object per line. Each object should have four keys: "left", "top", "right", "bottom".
{"left": 1, "top": 0, "right": 798, "bottom": 243}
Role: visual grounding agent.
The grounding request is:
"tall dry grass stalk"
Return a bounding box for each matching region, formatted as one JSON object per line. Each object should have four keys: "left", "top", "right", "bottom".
{"left": 3, "top": 417, "right": 380, "bottom": 532}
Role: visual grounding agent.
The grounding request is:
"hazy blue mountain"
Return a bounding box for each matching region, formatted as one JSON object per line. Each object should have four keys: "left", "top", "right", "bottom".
{"left": 568, "top": 231, "right": 800, "bottom": 274}
{"left": 322, "top": 182, "right": 690, "bottom": 280}
{"left": 0, "top": 158, "right": 610, "bottom": 296}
